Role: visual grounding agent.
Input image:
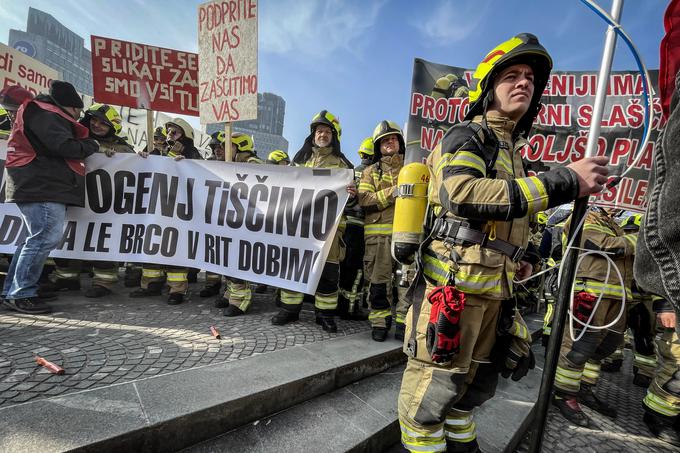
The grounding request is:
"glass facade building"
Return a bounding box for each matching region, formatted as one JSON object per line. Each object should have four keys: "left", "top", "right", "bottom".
{"left": 9, "top": 7, "right": 93, "bottom": 95}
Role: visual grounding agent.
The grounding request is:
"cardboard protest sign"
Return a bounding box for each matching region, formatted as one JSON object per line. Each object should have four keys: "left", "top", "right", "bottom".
{"left": 91, "top": 36, "right": 199, "bottom": 116}
{"left": 407, "top": 58, "right": 662, "bottom": 213}
{"left": 0, "top": 42, "right": 59, "bottom": 96}
{"left": 0, "top": 154, "right": 352, "bottom": 294}
{"left": 198, "top": 0, "right": 258, "bottom": 124}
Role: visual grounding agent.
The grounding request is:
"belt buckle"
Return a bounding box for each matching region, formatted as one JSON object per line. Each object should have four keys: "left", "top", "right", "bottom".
{"left": 512, "top": 247, "right": 525, "bottom": 263}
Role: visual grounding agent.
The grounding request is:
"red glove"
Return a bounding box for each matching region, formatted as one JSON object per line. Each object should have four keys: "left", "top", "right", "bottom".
{"left": 426, "top": 286, "right": 466, "bottom": 364}
{"left": 573, "top": 291, "right": 597, "bottom": 323}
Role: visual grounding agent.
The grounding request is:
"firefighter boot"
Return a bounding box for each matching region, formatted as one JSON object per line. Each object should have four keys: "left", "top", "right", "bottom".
{"left": 130, "top": 281, "right": 164, "bottom": 298}
{"left": 167, "top": 292, "right": 184, "bottom": 305}
{"left": 200, "top": 282, "right": 221, "bottom": 298}
{"left": 579, "top": 384, "right": 617, "bottom": 418}
{"left": 552, "top": 394, "right": 594, "bottom": 428}
{"left": 643, "top": 412, "right": 680, "bottom": 447}
{"left": 271, "top": 307, "right": 300, "bottom": 326}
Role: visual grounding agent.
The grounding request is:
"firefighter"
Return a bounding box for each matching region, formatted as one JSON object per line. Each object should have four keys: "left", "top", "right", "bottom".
{"left": 397, "top": 33, "right": 609, "bottom": 452}
{"left": 553, "top": 207, "right": 636, "bottom": 428}
{"left": 130, "top": 118, "right": 201, "bottom": 304}
{"left": 267, "top": 149, "right": 290, "bottom": 165}
{"left": 642, "top": 295, "right": 680, "bottom": 446}
{"left": 270, "top": 110, "right": 356, "bottom": 333}
{"left": 337, "top": 138, "right": 374, "bottom": 322}
{"left": 359, "top": 123, "right": 409, "bottom": 341}
{"left": 600, "top": 214, "right": 657, "bottom": 388}
{"left": 200, "top": 131, "right": 263, "bottom": 316}
{"left": 45, "top": 103, "right": 134, "bottom": 298}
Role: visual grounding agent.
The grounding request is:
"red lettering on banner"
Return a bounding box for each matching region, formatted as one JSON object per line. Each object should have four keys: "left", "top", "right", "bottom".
{"left": 90, "top": 35, "right": 199, "bottom": 115}
{"left": 420, "top": 126, "right": 444, "bottom": 152}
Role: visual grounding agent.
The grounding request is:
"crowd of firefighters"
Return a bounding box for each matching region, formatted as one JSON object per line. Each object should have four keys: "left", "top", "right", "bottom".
{"left": 1, "top": 29, "right": 679, "bottom": 453}
{"left": 0, "top": 93, "right": 414, "bottom": 340}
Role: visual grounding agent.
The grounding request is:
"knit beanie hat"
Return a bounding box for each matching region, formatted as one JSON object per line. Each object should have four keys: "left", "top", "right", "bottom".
{"left": 50, "top": 81, "right": 83, "bottom": 108}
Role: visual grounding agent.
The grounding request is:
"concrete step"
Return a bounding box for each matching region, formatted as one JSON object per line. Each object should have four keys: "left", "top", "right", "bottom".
{"left": 0, "top": 331, "right": 405, "bottom": 453}
{"left": 184, "top": 365, "right": 405, "bottom": 453}
{"left": 186, "top": 313, "right": 547, "bottom": 453}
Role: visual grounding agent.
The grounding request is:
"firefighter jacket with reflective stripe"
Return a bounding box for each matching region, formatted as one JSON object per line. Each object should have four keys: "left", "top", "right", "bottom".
{"left": 564, "top": 209, "right": 636, "bottom": 301}
{"left": 423, "top": 113, "right": 579, "bottom": 300}
{"left": 358, "top": 154, "right": 403, "bottom": 237}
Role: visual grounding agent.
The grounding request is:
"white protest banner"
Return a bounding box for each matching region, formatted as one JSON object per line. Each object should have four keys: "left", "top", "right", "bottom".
{"left": 0, "top": 154, "right": 352, "bottom": 294}
{"left": 0, "top": 42, "right": 59, "bottom": 95}
{"left": 198, "top": 0, "right": 258, "bottom": 124}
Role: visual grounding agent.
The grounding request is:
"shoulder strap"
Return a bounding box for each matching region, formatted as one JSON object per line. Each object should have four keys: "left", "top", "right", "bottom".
{"left": 440, "top": 120, "right": 500, "bottom": 178}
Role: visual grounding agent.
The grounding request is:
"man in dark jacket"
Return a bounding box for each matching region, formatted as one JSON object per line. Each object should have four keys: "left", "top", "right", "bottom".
{"left": 1, "top": 81, "right": 99, "bottom": 314}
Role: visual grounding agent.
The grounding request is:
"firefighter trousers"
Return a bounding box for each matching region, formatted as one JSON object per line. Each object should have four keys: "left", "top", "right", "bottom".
{"left": 279, "top": 230, "right": 344, "bottom": 314}
{"left": 602, "top": 300, "right": 657, "bottom": 377}
{"left": 204, "top": 272, "right": 252, "bottom": 311}
{"left": 364, "top": 235, "right": 409, "bottom": 328}
{"left": 141, "top": 264, "right": 187, "bottom": 294}
{"left": 53, "top": 258, "right": 119, "bottom": 290}
{"left": 338, "top": 223, "right": 365, "bottom": 315}
{"left": 555, "top": 297, "right": 626, "bottom": 396}
{"left": 398, "top": 282, "right": 501, "bottom": 453}
{"left": 643, "top": 327, "right": 680, "bottom": 418}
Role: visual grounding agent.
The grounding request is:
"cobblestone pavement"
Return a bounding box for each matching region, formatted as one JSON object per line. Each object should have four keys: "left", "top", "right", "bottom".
{"left": 0, "top": 275, "right": 370, "bottom": 409}
{"left": 517, "top": 350, "right": 677, "bottom": 453}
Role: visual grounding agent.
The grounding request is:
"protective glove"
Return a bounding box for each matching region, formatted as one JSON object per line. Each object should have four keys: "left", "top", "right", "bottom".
{"left": 495, "top": 309, "right": 536, "bottom": 381}
{"left": 425, "top": 285, "right": 466, "bottom": 364}
{"left": 167, "top": 140, "right": 185, "bottom": 158}
{"left": 573, "top": 291, "right": 597, "bottom": 323}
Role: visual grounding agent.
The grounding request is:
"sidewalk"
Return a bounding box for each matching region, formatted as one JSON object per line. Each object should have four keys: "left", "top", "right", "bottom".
{"left": 516, "top": 349, "right": 678, "bottom": 453}
{"left": 0, "top": 275, "right": 370, "bottom": 409}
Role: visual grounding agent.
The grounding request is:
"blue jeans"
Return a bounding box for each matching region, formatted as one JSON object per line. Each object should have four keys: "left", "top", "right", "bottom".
{"left": 3, "top": 202, "right": 66, "bottom": 299}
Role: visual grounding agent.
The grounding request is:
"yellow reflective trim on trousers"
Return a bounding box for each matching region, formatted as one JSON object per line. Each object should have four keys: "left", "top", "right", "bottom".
{"left": 516, "top": 176, "right": 549, "bottom": 214}
{"left": 54, "top": 272, "right": 79, "bottom": 279}
{"left": 359, "top": 183, "right": 376, "bottom": 193}
{"left": 644, "top": 392, "right": 680, "bottom": 417}
{"left": 444, "top": 415, "right": 472, "bottom": 426}
{"left": 280, "top": 290, "right": 303, "bottom": 305}
{"left": 93, "top": 272, "right": 119, "bottom": 282}
{"left": 634, "top": 354, "right": 657, "bottom": 366}
{"left": 575, "top": 280, "right": 631, "bottom": 300}
{"left": 624, "top": 234, "right": 637, "bottom": 249}
{"left": 400, "top": 420, "right": 447, "bottom": 452}
{"left": 444, "top": 424, "right": 476, "bottom": 442}
{"left": 315, "top": 292, "right": 338, "bottom": 310}
{"left": 365, "top": 224, "right": 393, "bottom": 235}
{"left": 436, "top": 151, "right": 486, "bottom": 177}
{"left": 166, "top": 272, "right": 187, "bottom": 282}
{"left": 369, "top": 309, "right": 391, "bottom": 322}
{"left": 142, "top": 270, "right": 164, "bottom": 278}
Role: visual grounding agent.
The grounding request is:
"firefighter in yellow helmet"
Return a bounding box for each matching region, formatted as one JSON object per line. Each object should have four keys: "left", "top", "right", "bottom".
{"left": 200, "top": 131, "right": 263, "bottom": 316}
{"left": 271, "top": 110, "right": 356, "bottom": 333}
{"left": 397, "top": 33, "right": 610, "bottom": 453}
{"left": 337, "top": 138, "right": 374, "bottom": 322}
{"left": 358, "top": 121, "right": 409, "bottom": 341}
{"left": 130, "top": 118, "right": 202, "bottom": 304}
{"left": 45, "top": 104, "right": 133, "bottom": 298}
{"left": 267, "top": 149, "right": 290, "bottom": 165}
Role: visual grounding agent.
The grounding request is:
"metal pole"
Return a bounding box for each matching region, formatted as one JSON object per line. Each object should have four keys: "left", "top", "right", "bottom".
{"left": 528, "top": 1, "right": 623, "bottom": 451}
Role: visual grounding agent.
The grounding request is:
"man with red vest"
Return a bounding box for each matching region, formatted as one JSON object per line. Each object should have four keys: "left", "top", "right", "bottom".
{"left": 2, "top": 81, "right": 99, "bottom": 314}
